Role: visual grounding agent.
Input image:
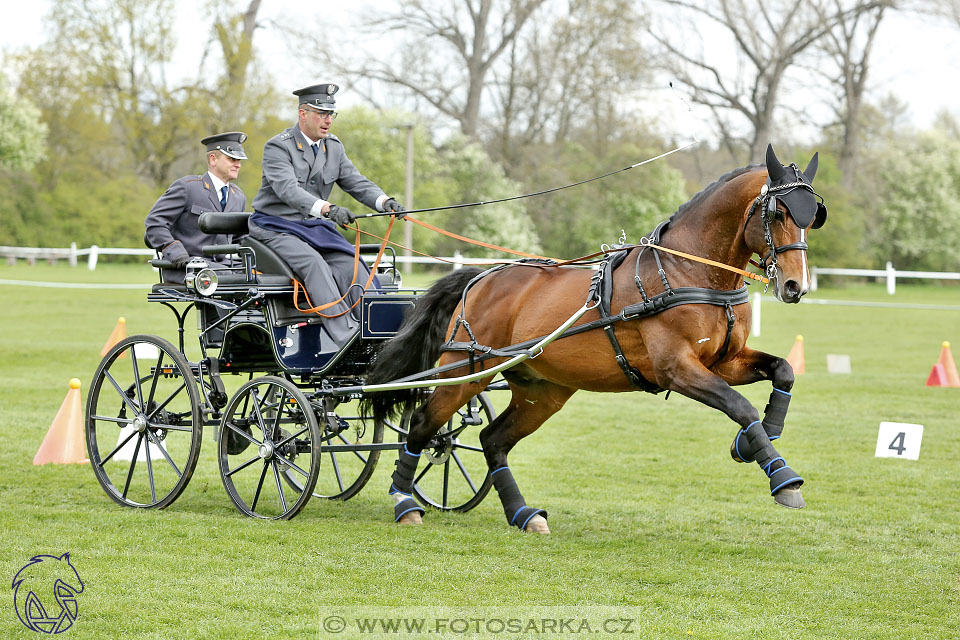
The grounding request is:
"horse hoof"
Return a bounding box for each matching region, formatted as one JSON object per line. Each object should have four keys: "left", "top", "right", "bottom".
{"left": 397, "top": 511, "right": 423, "bottom": 525}
{"left": 524, "top": 514, "right": 550, "bottom": 534}
{"left": 773, "top": 485, "right": 805, "bottom": 509}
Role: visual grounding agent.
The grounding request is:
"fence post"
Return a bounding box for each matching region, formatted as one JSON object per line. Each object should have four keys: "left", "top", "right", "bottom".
{"left": 453, "top": 250, "right": 463, "bottom": 271}
{"left": 88, "top": 245, "right": 99, "bottom": 271}
{"left": 69, "top": 242, "right": 78, "bottom": 267}
{"left": 751, "top": 291, "right": 761, "bottom": 337}
{"left": 810, "top": 267, "right": 818, "bottom": 292}
{"left": 886, "top": 261, "right": 896, "bottom": 295}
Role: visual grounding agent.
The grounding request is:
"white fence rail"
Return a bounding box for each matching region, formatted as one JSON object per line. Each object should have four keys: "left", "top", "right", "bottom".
{"left": 812, "top": 262, "right": 960, "bottom": 295}
{"left": 3, "top": 245, "right": 959, "bottom": 290}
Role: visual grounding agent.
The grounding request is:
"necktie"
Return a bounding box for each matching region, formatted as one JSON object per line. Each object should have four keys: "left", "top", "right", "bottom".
{"left": 311, "top": 143, "right": 319, "bottom": 158}
{"left": 219, "top": 186, "right": 227, "bottom": 210}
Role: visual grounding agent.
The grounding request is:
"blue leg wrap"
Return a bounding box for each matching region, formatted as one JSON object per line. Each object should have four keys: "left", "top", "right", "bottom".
{"left": 731, "top": 420, "right": 777, "bottom": 465}
{"left": 763, "top": 456, "right": 804, "bottom": 494}
{"left": 491, "top": 467, "right": 547, "bottom": 530}
{"left": 762, "top": 388, "right": 791, "bottom": 441}
{"left": 390, "top": 445, "right": 424, "bottom": 521}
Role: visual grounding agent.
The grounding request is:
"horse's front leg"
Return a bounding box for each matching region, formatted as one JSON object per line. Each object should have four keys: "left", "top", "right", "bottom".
{"left": 714, "top": 346, "right": 796, "bottom": 460}
{"left": 654, "top": 350, "right": 805, "bottom": 509}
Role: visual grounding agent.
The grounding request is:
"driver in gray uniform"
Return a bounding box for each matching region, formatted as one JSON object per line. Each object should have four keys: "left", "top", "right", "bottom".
{"left": 248, "top": 83, "right": 405, "bottom": 349}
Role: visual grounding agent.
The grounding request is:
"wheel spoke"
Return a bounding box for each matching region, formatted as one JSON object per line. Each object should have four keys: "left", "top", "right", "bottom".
{"left": 327, "top": 450, "right": 345, "bottom": 492}
{"left": 451, "top": 451, "right": 479, "bottom": 494}
{"left": 414, "top": 463, "right": 432, "bottom": 484}
{"left": 225, "top": 420, "right": 262, "bottom": 447}
{"left": 145, "top": 438, "right": 157, "bottom": 503}
{"left": 145, "top": 350, "right": 164, "bottom": 409}
{"left": 336, "top": 431, "right": 370, "bottom": 464}
{"left": 98, "top": 429, "right": 139, "bottom": 467}
{"left": 272, "top": 387, "right": 288, "bottom": 439}
{"left": 103, "top": 370, "right": 143, "bottom": 416}
{"left": 442, "top": 457, "right": 450, "bottom": 508}
{"left": 226, "top": 454, "right": 261, "bottom": 478}
{"left": 272, "top": 461, "right": 288, "bottom": 512}
{"left": 91, "top": 414, "right": 135, "bottom": 426}
{"left": 130, "top": 348, "right": 145, "bottom": 411}
{"left": 274, "top": 454, "right": 310, "bottom": 480}
{"left": 145, "top": 382, "right": 189, "bottom": 421}
{"left": 274, "top": 426, "right": 307, "bottom": 449}
{"left": 121, "top": 434, "right": 142, "bottom": 499}
{"left": 146, "top": 429, "right": 182, "bottom": 477}
{"left": 148, "top": 422, "right": 193, "bottom": 433}
{"left": 250, "top": 461, "right": 270, "bottom": 512}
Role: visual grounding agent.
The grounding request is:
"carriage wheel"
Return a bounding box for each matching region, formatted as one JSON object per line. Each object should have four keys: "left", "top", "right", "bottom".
{"left": 218, "top": 376, "right": 321, "bottom": 519}
{"left": 401, "top": 392, "right": 496, "bottom": 512}
{"left": 85, "top": 335, "right": 202, "bottom": 509}
{"left": 281, "top": 398, "right": 384, "bottom": 501}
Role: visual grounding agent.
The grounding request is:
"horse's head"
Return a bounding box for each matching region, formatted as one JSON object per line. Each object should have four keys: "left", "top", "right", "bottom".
{"left": 744, "top": 144, "right": 827, "bottom": 303}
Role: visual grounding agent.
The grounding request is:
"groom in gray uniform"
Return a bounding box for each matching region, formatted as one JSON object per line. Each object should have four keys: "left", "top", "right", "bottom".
{"left": 145, "top": 131, "right": 249, "bottom": 284}
{"left": 249, "top": 83, "right": 405, "bottom": 348}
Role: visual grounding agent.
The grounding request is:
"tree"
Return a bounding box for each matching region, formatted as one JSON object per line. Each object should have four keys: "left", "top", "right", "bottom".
{"left": 863, "top": 132, "right": 960, "bottom": 271}
{"left": 0, "top": 80, "right": 47, "bottom": 172}
{"left": 812, "top": 0, "right": 892, "bottom": 186}
{"left": 649, "top": 0, "right": 886, "bottom": 163}
{"left": 322, "top": 0, "right": 549, "bottom": 138}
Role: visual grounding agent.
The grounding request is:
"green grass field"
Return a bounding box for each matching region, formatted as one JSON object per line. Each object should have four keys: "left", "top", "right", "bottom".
{"left": 1, "top": 263, "right": 959, "bottom": 639}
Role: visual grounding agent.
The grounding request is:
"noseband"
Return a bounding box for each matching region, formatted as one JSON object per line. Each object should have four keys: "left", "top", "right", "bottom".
{"left": 743, "top": 169, "right": 818, "bottom": 287}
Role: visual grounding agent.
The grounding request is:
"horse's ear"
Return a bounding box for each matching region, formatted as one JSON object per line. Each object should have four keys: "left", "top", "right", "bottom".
{"left": 765, "top": 144, "right": 785, "bottom": 181}
{"left": 804, "top": 152, "right": 819, "bottom": 183}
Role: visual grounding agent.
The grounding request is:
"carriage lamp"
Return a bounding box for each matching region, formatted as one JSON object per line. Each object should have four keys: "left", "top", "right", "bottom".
{"left": 194, "top": 269, "right": 219, "bottom": 296}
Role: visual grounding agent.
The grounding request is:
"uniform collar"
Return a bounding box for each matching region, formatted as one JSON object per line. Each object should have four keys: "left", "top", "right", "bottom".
{"left": 206, "top": 171, "right": 228, "bottom": 194}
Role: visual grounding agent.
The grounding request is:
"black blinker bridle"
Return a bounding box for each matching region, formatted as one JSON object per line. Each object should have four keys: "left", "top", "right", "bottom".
{"left": 743, "top": 164, "right": 822, "bottom": 291}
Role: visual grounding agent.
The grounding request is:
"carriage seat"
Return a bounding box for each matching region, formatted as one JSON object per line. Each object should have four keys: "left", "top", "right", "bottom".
{"left": 198, "top": 212, "right": 400, "bottom": 286}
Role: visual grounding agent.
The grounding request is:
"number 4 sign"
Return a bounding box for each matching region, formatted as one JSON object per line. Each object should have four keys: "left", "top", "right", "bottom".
{"left": 875, "top": 422, "right": 924, "bottom": 460}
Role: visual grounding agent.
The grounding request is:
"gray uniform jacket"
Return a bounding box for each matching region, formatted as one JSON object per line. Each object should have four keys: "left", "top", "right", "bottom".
{"left": 251, "top": 124, "right": 385, "bottom": 219}
{"left": 145, "top": 173, "right": 247, "bottom": 258}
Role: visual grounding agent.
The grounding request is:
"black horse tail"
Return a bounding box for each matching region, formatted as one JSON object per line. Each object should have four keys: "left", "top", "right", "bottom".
{"left": 362, "top": 267, "right": 484, "bottom": 427}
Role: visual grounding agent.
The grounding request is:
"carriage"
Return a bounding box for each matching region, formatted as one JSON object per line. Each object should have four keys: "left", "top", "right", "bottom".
{"left": 87, "top": 145, "right": 824, "bottom": 533}
{"left": 84, "top": 211, "right": 497, "bottom": 520}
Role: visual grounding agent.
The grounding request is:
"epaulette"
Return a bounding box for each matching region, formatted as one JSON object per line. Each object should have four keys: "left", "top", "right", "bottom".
{"left": 184, "top": 176, "right": 203, "bottom": 182}
{"left": 326, "top": 134, "right": 341, "bottom": 144}
{"left": 279, "top": 132, "right": 293, "bottom": 140}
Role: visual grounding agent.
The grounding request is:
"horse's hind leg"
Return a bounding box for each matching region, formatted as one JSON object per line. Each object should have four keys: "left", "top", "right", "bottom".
{"left": 480, "top": 378, "right": 576, "bottom": 534}
{"left": 390, "top": 380, "right": 491, "bottom": 525}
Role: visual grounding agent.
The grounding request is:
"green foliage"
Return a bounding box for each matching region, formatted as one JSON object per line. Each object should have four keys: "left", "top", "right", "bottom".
{"left": 0, "top": 80, "right": 47, "bottom": 172}
{"left": 795, "top": 151, "right": 872, "bottom": 268}
{"left": 863, "top": 133, "right": 960, "bottom": 271}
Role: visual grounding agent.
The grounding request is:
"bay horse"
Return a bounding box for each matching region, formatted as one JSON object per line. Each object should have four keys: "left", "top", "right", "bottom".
{"left": 364, "top": 144, "right": 827, "bottom": 533}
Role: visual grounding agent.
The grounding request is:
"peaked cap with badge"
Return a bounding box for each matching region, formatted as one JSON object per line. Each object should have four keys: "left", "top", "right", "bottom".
{"left": 295, "top": 83, "right": 338, "bottom": 111}
{"left": 201, "top": 131, "right": 249, "bottom": 160}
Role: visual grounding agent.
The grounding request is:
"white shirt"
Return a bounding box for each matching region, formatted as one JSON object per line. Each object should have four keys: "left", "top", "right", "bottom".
{"left": 206, "top": 171, "right": 229, "bottom": 207}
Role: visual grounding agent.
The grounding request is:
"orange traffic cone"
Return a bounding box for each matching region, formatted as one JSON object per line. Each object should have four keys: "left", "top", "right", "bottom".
{"left": 927, "top": 341, "right": 960, "bottom": 387}
{"left": 34, "top": 378, "right": 89, "bottom": 465}
{"left": 786, "top": 335, "right": 804, "bottom": 374}
{"left": 100, "top": 317, "right": 127, "bottom": 358}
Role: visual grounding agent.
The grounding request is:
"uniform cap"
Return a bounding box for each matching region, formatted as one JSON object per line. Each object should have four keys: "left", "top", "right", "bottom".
{"left": 201, "top": 131, "right": 248, "bottom": 160}
{"left": 294, "top": 83, "right": 338, "bottom": 111}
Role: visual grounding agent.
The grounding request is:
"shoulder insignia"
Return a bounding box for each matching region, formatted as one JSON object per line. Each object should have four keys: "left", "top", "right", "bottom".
{"left": 184, "top": 176, "right": 202, "bottom": 183}
{"left": 326, "top": 134, "right": 341, "bottom": 143}
{"left": 279, "top": 132, "right": 292, "bottom": 140}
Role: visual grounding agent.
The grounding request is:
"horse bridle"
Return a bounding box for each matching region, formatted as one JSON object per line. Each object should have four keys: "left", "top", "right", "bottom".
{"left": 743, "top": 166, "right": 821, "bottom": 287}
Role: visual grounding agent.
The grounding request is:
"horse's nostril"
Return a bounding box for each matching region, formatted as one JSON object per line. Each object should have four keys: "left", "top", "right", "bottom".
{"left": 784, "top": 280, "right": 800, "bottom": 297}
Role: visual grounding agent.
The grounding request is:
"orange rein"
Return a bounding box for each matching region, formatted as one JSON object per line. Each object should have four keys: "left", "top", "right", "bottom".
{"left": 292, "top": 216, "right": 396, "bottom": 318}
{"left": 354, "top": 215, "right": 769, "bottom": 284}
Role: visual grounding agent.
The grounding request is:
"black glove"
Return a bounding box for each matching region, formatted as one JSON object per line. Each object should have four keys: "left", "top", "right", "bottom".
{"left": 326, "top": 204, "right": 356, "bottom": 228}
{"left": 162, "top": 241, "right": 191, "bottom": 269}
{"left": 383, "top": 197, "right": 406, "bottom": 218}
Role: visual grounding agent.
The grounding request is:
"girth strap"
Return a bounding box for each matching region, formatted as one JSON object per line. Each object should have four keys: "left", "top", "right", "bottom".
{"left": 598, "top": 254, "right": 663, "bottom": 394}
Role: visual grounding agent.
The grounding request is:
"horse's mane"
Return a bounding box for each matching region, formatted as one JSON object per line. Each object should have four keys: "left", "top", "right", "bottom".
{"left": 669, "top": 163, "right": 763, "bottom": 223}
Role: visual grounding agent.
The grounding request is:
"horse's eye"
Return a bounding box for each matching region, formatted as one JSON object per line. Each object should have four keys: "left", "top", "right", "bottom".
{"left": 774, "top": 209, "right": 786, "bottom": 222}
